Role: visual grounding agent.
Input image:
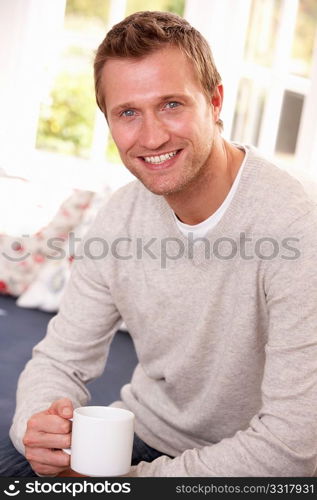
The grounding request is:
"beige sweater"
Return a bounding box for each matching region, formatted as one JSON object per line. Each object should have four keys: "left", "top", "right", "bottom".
{"left": 10, "top": 145, "right": 317, "bottom": 476}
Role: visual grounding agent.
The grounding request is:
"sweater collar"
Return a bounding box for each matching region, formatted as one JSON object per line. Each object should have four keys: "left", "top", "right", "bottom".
{"left": 153, "top": 144, "right": 263, "bottom": 265}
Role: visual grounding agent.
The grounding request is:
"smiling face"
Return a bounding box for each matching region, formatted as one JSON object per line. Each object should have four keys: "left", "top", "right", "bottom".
{"left": 101, "top": 46, "right": 222, "bottom": 196}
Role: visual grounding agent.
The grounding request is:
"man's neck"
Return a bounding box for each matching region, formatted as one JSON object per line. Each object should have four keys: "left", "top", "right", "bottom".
{"left": 165, "top": 139, "right": 245, "bottom": 225}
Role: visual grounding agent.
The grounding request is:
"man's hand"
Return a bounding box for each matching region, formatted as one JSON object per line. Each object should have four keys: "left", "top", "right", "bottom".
{"left": 23, "top": 398, "right": 73, "bottom": 476}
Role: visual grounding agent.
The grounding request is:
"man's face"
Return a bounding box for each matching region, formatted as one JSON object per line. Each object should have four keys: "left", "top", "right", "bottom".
{"left": 101, "top": 46, "right": 222, "bottom": 196}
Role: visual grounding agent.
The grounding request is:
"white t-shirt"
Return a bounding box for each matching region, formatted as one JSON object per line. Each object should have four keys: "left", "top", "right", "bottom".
{"left": 174, "top": 145, "right": 247, "bottom": 238}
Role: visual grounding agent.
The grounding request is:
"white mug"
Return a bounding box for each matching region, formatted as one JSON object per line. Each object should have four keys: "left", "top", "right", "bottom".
{"left": 63, "top": 406, "right": 135, "bottom": 477}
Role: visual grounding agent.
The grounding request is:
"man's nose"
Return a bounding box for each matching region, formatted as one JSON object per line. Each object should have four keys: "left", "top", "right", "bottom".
{"left": 139, "top": 113, "right": 170, "bottom": 150}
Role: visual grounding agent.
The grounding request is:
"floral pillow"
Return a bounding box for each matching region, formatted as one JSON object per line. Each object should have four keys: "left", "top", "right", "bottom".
{"left": 15, "top": 257, "right": 72, "bottom": 312}
{"left": 0, "top": 185, "right": 95, "bottom": 297}
{"left": 16, "top": 186, "right": 111, "bottom": 311}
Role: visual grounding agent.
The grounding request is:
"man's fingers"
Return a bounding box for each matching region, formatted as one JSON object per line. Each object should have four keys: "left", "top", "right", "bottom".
{"left": 24, "top": 399, "right": 74, "bottom": 476}
{"left": 27, "top": 414, "right": 72, "bottom": 434}
{"left": 23, "top": 430, "right": 71, "bottom": 449}
{"left": 25, "top": 448, "right": 70, "bottom": 468}
{"left": 48, "top": 398, "right": 74, "bottom": 419}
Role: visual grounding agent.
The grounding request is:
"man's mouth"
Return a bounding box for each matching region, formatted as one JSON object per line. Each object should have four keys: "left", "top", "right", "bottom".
{"left": 142, "top": 150, "right": 179, "bottom": 165}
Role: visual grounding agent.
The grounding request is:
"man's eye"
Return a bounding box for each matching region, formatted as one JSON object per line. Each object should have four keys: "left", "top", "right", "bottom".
{"left": 121, "top": 109, "right": 135, "bottom": 117}
{"left": 165, "top": 101, "right": 181, "bottom": 109}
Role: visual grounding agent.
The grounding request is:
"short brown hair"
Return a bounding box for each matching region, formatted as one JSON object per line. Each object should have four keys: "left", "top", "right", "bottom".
{"left": 94, "top": 11, "right": 223, "bottom": 128}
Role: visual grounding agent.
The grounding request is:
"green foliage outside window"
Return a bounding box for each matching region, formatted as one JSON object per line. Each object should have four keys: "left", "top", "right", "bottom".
{"left": 65, "top": 0, "right": 110, "bottom": 21}
{"left": 36, "top": 73, "right": 96, "bottom": 157}
{"left": 126, "top": 0, "right": 184, "bottom": 16}
{"left": 66, "top": 0, "right": 184, "bottom": 19}
{"left": 291, "top": 0, "right": 317, "bottom": 76}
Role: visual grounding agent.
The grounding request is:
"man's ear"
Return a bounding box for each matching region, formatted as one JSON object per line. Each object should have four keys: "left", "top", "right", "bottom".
{"left": 211, "top": 84, "right": 223, "bottom": 122}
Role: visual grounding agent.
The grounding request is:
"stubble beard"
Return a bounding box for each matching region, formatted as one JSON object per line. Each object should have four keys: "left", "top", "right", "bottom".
{"left": 125, "top": 140, "right": 215, "bottom": 198}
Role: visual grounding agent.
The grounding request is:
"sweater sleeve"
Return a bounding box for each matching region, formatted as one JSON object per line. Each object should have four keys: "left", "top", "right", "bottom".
{"left": 9, "top": 211, "right": 122, "bottom": 455}
{"left": 125, "top": 209, "right": 317, "bottom": 477}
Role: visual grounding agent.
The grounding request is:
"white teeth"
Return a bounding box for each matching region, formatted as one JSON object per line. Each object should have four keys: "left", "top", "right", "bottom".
{"left": 144, "top": 151, "right": 177, "bottom": 164}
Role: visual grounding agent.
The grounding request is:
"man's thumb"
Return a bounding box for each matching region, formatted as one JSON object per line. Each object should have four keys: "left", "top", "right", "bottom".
{"left": 50, "top": 397, "right": 73, "bottom": 418}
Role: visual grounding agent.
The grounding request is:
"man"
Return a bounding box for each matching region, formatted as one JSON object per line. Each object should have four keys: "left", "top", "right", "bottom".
{"left": 2, "top": 11, "right": 317, "bottom": 477}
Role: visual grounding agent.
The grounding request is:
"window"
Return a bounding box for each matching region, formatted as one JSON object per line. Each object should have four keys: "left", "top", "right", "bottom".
{"left": 3, "top": 0, "right": 316, "bottom": 183}
{"left": 231, "top": 78, "right": 265, "bottom": 147}
{"left": 275, "top": 91, "right": 304, "bottom": 156}
{"left": 230, "top": 0, "right": 317, "bottom": 170}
